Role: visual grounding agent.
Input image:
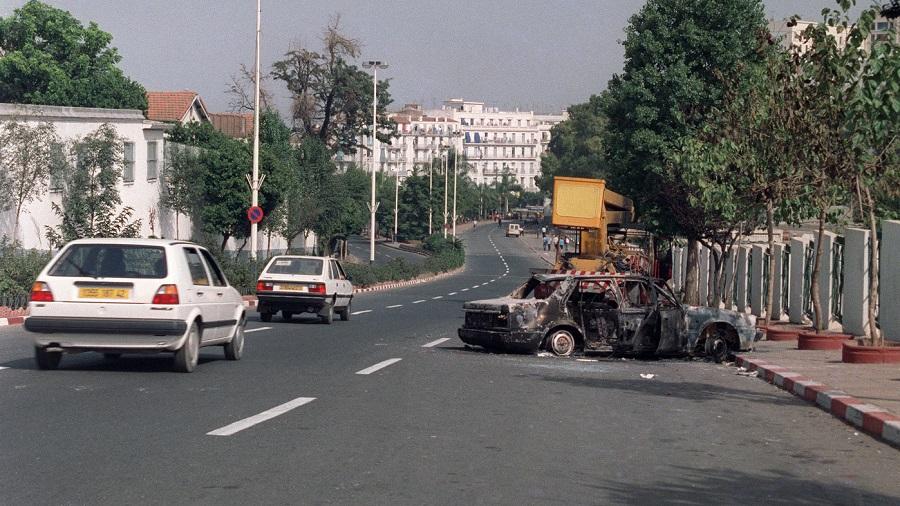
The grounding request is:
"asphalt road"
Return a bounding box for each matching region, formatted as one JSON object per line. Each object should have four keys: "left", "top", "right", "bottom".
{"left": 1, "top": 226, "right": 899, "bottom": 505}
{"left": 345, "top": 236, "right": 427, "bottom": 266}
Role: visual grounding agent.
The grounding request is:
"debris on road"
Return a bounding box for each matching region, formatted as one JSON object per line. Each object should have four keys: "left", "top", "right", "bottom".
{"left": 735, "top": 367, "right": 759, "bottom": 377}
{"left": 640, "top": 373, "right": 656, "bottom": 379}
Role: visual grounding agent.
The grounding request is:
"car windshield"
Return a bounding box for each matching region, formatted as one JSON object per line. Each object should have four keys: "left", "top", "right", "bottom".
{"left": 265, "top": 258, "right": 323, "bottom": 276}
{"left": 48, "top": 244, "right": 167, "bottom": 278}
{"left": 516, "top": 278, "right": 560, "bottom": 299}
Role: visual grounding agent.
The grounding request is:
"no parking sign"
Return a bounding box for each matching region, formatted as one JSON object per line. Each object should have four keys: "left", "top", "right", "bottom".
{"left": 247, "top": 206, "right": 264, "bottom": 224}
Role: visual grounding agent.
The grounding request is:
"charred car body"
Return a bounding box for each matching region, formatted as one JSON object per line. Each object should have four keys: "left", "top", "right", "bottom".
{"left": 458, "top": 274, "right": 761, "bottom": 360}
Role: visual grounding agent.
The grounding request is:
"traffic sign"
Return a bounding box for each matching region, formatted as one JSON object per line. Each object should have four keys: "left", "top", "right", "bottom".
{"left": 247, "top": 206, "right": 264, "bottom": 224}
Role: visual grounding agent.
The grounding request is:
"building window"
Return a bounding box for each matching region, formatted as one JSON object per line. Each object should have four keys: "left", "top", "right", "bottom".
{"left": 146, "top": 141, "right": 158, "bottom": 180}
{"left": 123, "top": 142, "right": 135, "bottom": 182}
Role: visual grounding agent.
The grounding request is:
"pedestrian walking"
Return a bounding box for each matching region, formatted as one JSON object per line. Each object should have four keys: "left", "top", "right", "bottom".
{"left": 563, "top": 235, "right": 570, "bottom": 252}
{"left": 498, "top": 217, "right": 502, "bottom": 227}
{"left": 542, "top": 235, "right": 550, "bottom": 251}
{"left": 541, "top": 226, "right": 547, "bottom": 238}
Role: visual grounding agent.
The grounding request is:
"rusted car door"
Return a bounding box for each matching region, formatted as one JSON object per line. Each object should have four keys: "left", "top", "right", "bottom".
{"left": 654, "top": 281, "right": 687, "bottom": 354}
{"left": 617, "top": 279, "right": 658, "bottom": 354}
{"left": 572, "top": 279, "right": 622, "bottom": 351}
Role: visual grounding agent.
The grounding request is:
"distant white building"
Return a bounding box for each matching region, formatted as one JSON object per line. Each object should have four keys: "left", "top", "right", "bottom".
{"left": 768, "top": 16, "right": 897, "bottom": 54}
{"left": 337, "top": 99, "right": 567, "bottom": 191}
{"left": 440, "top": 99, "right": 566, "bottom": 190}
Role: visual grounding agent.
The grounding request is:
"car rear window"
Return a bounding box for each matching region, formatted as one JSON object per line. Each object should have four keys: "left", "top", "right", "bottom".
{"left": 265, "top": 258, "right": 323, "bottom": 276}
{"left": 49, "top": 245, "right": 167, "bottom": 278}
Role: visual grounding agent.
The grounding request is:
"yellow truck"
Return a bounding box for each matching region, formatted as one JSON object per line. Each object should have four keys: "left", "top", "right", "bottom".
{"left": 550, "top": 176, "right": 651, "bottom": 273}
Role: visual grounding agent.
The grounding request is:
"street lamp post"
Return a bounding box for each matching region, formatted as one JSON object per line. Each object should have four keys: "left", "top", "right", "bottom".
{"left": 393, "top": 169, "right": 399, "bottom": 240}
{"left": 428, "top": 156, "right": 433, "bottom": 236}
{"left": 442, "top": 146, "right": 449, "bottom": 238}
{"left": 362, "top": 60, "right": 388, "bottom": 264}
{"left": 249, "top": 0, "right": 262, "bottom": 261}
{"left": 452, "top": 137, "right": 459, "bottom": 239}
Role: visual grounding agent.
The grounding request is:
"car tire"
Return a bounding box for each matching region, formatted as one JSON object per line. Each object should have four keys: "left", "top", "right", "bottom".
{"left": 103, "top": 353, "right": 122, "bottom": 360}
{"left": 321, "top": 305, "right": 334, "bottom": 325}
{"left": 705, "top": 328, "right": 734, "bottom": 363}
{"left": 35, "top": 347, "right": 62, "bottom": 370}
{"left": 340, "top": 301, "right": 351, "bottom": 321}
{"left": 174, "top": 322, "right": 200, "bottom": 373}
{"left": 282, "top": 311, "right": 293, "bottom": 322}
{"left": 259, "top": 311, "right": 273, "bottom": 323}
{"left": 547, "top": 329, "right": 577, "bottom": 357}
{"left": 224, "top": 317, "right": 245, "bottom": 361}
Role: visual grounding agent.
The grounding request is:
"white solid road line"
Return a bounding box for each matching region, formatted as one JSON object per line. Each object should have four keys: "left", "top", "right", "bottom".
{"left": 244, "top": 327, "right": 272, "bottom": 334}
{"left": 352, "top": 310, "right": 373, "bottom": 315}
{"left": 413, "top": 300, "right": 426, "bottom": 304}
{"left": 356, "top": 358, "right": 403, "bottom": 375}
{"left": 422, "top": 337, "right": 451, "bottom": 348}
{"left": 386, "top": 304, "right": 403, "bottom": 309}
{"left": 207, "top": 397, "right": 316, "bottom": 436}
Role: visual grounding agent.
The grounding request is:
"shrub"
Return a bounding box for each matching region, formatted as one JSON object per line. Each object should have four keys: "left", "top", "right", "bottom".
{"left": 342, "top": 238, "right": 465, "bottom": 287}
{"left": 0, "top": 238, "right": 52, "bottom": 307}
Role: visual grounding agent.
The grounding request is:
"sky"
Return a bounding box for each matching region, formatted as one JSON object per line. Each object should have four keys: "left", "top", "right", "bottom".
{"left": 0, "top": 1, "right": 872, "bottom": 116}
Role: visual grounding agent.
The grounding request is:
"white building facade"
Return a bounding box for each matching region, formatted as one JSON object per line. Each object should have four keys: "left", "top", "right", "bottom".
{"left": 336, "top": 99, "right": 566, "bottom": 191}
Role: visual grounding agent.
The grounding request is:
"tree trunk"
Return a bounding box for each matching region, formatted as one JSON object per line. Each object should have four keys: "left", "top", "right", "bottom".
{"left": 710, "top": 246, "right": 724, "bottom": 308}
{"left": 286, "top": 236, "right": 294, "bottom": 253}
{"left": 810, "top": 207, "right": 827, "bottom": 331}
{"left": 765, "top": 199, "right": 776, "bottom": 321}
{"left": 864, "top": 186, "right": 881, "bottom": 345}
{"left": 175, "top": 212, "right": 180, "bottom": 240}
{"left": 683, "top": 239, "right": 701, "bottom": 306}
{"left": 220, "top": 234, "right": 230, "bottom": 252}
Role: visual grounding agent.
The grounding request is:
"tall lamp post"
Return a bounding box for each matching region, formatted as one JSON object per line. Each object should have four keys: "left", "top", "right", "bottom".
{"left": 442, "top": 145, "right": 449, "bottom": 238}
{"left": 248, "top": 0, "right": 262, "bottom": 261}
{"left": 393, "top": 168, "right": 400, "bottom": 240}
{"left": 452, "top": 132, "right": 460, "bottom": 239}
{"left": 362, "top": 60, "right": 388, "bottom": 264}
{"left": 428, "top": 155, "right": 433, "bottom": 235}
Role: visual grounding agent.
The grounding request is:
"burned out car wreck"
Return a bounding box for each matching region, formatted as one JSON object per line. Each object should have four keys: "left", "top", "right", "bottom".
{"left": 458, "top": 274, "right": 761, "bottom": 360}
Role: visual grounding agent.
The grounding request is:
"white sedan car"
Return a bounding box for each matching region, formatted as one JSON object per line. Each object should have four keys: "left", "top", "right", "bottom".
{"left": 255, "top": 255, "right": 353, "bottom": 324}
{"left": 24, "top": 239, "right": 246, "bottom": 372}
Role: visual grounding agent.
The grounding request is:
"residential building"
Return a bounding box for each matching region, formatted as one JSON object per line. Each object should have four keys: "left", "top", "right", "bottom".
{"left": 0, "top": 103, "right": 175, "bottom": 249}
{"left": 146, "top": 91, "right": 210, "bottom": 124}
{"left": 769, "top": 15, "right": 897, "bottom": 54}
{"left": 209, "top": 112, "right": 253, "bottom": 139}
{"left": 439, "top": 99, "right": 566, "bottom": 190}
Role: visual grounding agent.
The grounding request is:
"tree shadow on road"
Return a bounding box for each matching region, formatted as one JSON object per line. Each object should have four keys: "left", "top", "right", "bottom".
{"left": 586, "top": 465, "right": 899, "bottom": 505}
{"left": 527, "top": 374, "right": 800, "bottom": 406}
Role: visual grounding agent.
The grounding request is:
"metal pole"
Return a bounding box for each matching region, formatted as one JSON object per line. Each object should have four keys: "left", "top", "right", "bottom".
{"left": 443, "top": 149, "right": 448, "bottom": 239}
{"left": 369, "top": 66, "right": 378, "bottom": 264}
{"left": 250, "top": 0, "right": 261, "bottom": 261}
{"left": 393, "top": 170, "right": 399, "bottom": 240}
{"left": 428, "top": 156, "right": 433, "bottom": 236}
{"left": 452, "top": 145, "right": 458, "bottom": 239}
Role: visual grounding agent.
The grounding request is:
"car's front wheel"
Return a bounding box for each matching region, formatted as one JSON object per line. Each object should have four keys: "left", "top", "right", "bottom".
{"left": 174, "top": 322, "right": 200, "bottom": 373}
{"left": 224, "top": 317, "right": 245, "bottom": 361}
{"left": 547, "top": 329, "right": 577, "bottom": 357}
{"left": 35, "top": 347, "right": 62, "bottom": 370}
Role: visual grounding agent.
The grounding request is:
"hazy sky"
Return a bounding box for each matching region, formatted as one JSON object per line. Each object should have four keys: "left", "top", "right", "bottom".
{"left": 0, "top": 1, "right": 870, "bottom": 115}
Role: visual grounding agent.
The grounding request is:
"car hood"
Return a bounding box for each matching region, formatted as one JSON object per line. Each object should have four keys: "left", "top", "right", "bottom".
{"left": 463, "top": 297, "right": 541, "bottom": 312}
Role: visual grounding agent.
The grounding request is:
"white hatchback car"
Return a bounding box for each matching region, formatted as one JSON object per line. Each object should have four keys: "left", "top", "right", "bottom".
{"left": 24, "top": 239, "right": 246, "bottom": 372}
{"left": 255, "top": 255, "right": 353, "bottom": 324}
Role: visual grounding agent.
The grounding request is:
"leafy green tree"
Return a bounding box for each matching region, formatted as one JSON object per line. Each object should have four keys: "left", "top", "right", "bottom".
{"left": 45, "top": 124, "right": 141, "bottom": 247}
{"left": 0, "top": 1, "right": 147, "bottom": 110}
{"left": 270, "top": 17, "right": 394, "bottom": 153}
{"left": 602, "top": 0, "right": 768, "bottom": 304}
{"left": 537, "top": 93, "right": 610, "bottom": 193}
{"left": 0, "top": 120, "right": 63, "bottom": 239}
{"left": 160, "top": 144, "right": 201, "bottom": 240}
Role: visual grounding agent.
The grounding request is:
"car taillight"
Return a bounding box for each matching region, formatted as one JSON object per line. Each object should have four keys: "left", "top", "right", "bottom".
{"left": 256, "top": 281, "right": 273, "bottom": 292}
{"left": 30, "top": 282, "right": 54, "bottom": 302}
{"left": 152, "top": 284, "right": 179, "bottom": 305}
{"left": 309, "top": 283, "right": 326, "bottom": 294}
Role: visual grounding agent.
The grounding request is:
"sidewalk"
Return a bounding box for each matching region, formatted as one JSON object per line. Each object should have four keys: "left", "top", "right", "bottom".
{"left": 736, "top": 339, "right": 900, "bottom": 447}
{"left": 519, "top": 231, "right": 555, "bottom": 267}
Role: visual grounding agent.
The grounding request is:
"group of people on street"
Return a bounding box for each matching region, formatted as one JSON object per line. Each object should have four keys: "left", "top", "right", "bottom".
{"left": 541, "top": 226, "right": 570, "bottom": 259}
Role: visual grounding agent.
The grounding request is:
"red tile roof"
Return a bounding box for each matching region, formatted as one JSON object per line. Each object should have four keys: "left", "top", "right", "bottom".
{"left": 209, "top": 112, "right": 254, "bottom": 139}
{"left": 146, "top": 91, "right": 207, "bottom": 122}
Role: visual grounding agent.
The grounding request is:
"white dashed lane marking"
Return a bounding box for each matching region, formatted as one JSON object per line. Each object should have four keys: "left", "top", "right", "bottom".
{"left": 244, "top": 327, "right": 272, "bottom": 334}
{"left": 352, "top": 310, "right": 373, "bottom": 315}
{"left": 207, "top": 397, "right": 316, "bottom": 436}
{"left": 356, "top": 358, "right": 403, "bottom": 375}
{"left": 461, "top": 288, "right": 469, "bottom": 292}
{"left": 422, "top": 338, "right": 451, "bottom": 348}
{"left": 432, "top": 296, "right": 443, "bottom": 300}
{"left": 386, "top": 304, "right": 403, "bottom": 309}
{"left": 448, "top": 292, "right": 457, "bottom": 296}
{"left": 413, "top": 300, "right": 426, "bottom": 304}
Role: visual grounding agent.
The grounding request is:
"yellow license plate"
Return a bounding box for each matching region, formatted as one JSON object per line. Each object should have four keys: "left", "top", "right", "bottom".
{"left": 78, "top": 287, "right": 131, "bottom": 299}
{"left": 275, "top": 284, "right": 307, "bottom": 292}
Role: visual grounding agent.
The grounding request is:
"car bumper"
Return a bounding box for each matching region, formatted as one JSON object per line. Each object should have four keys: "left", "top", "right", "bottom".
{"left": 257, "top": 293, "right": 330, "bottom": 313}
{"left": 458, "top": 328, "right": 544, "bottom": 353}
{"left": 25, "top": 317, "right": 188, "bottom": 351}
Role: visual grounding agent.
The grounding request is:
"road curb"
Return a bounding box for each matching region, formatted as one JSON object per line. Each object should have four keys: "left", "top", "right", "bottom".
{"left": 734, "top": 355, "right": 900, "bottom": 449}
{"left": 0, "top": 316, "right": 27, "bottom": 327}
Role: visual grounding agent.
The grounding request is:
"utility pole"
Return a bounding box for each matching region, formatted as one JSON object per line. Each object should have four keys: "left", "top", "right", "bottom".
{"left": 393, "top": 169, "right": 399, "bottom": 240}
{"left": 249, "top": 0, "right": 262, "bottom": 261}
{"left": 452, "top": 139, "right": 458, "bottom": 239}
{"left": 363, "top": 61, "right": 388, "bottom": 263}
{"left": 428, "top": 156, "right": 433, "bottom": 236}
{"left": 442, "top": 147, "right": 449, "bottom": 239}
